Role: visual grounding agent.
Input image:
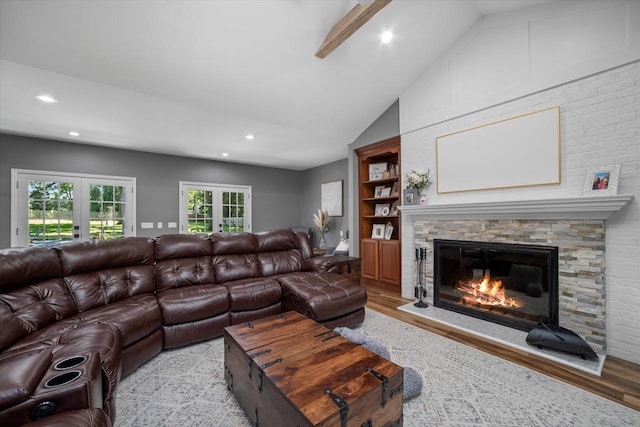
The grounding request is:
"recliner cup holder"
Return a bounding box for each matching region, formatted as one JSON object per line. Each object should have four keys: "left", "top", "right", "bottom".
{"left": 44, "top": 370, "right": 82, "bottom": 388}
{"left": 54, "top": 355, "right": 87, "bottom": 370}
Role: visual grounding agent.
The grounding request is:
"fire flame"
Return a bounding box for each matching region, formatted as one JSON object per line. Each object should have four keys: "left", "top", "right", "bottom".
{"left": 457, "top": 273, "right": 520, "bottom": 307}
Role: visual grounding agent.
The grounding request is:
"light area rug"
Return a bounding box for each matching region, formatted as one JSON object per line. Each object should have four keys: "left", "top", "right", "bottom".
{"left": 398, "top": 302, "right": 605, "bottom": 376}
{"left": 114, "top": 310, "right": 640, "bottom": 427}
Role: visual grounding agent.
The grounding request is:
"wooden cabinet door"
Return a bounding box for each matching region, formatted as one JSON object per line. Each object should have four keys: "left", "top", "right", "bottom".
{"left": 360, "top": 239, "right": 379, "bottom": 280}
{"left": 379, "top": 240, "right": 400, "bottom": 285}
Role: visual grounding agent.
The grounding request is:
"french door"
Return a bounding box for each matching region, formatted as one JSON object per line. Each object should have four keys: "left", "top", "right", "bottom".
{"left": 11, "top": 170, "right": 136, "bottom": 247}
{"left": 179, "top": 182, "right": 251, "bottom": 234}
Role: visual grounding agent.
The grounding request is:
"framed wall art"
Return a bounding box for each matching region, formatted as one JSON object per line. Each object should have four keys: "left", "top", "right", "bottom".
{"left": 436, "top": 106, "right": 560, "bottom": 193}
{"left": 321, "top": 180, "right": 343, "bottom": 216}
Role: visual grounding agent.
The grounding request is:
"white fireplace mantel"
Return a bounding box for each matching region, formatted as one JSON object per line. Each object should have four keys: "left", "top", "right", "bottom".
{"left": 399, "top": 194, "right": 634, "bottom": 220}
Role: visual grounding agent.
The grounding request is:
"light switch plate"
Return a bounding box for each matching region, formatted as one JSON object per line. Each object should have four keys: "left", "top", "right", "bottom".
{"left": 140, "top": 222, "right": 153, "bottom": 229}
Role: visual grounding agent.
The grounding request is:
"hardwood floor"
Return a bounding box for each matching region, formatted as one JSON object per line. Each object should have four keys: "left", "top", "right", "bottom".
{"left": 365, "top": 286, "right": 640, "bottom": 412}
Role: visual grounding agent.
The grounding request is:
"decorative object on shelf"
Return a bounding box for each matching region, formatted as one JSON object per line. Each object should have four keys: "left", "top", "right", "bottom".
{"left": 368, "top": 162, "right": 388, "bottom": 181}
{"left": 390, "top": 201, "right": 399, "bottom": 216}
{"left": 374, "top": 204, "right": 390, "bottom": 216}
{"left": 321, "top": 180, "right": 343, "bottom": 216}
{"left": 582, "top": 164, "right": 621, "bottom": 196}
{"left": 414, "top": 247, "right": 428, "bottom": 308}
{"left": 374, "top": 185, "right": 385, "bottom": 198}
{"left": 380, "top": 187, "right": 391, "bottom": 197}
{"left": 313, "top": 208, "right": 330, "bottom": 249}
{"left": 384, "top": 221, "right": 394, "bottom": 240}
{"left": 405, "top": 169, "right": 432, "bottom": 194}
{"left": 371, "top": 223, "right": 385, "bottom": 239}
{"left": 403, "top": 188, "right": 419, "bottom": 205}
{"left": 419, "top": 195, "right": 427, "bottom": 205}
{"left": 391, "top": 182, "right": 400, "bottom": 196}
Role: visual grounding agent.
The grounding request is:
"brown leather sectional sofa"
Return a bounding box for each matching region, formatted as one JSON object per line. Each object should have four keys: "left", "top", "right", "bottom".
{"left": 0, "top": 229, "right": 367, "bottom": 426}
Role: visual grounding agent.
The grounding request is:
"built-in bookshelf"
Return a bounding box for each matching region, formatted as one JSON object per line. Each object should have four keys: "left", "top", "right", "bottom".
{"left": 356, "top": 136, "right": 401, "bottom": 293}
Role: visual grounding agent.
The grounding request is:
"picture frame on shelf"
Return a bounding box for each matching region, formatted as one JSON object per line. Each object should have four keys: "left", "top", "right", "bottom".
{"left": 582, "top": 164, "right": 621, "bottom": 196}
{"left": 388, "top": 163, "right": 397, "bottom": 177}
{"left": 380, "top": 187, "right": 391, "bottom": 197}
{"left": 384, "top": 221, "right": 394, "bottom": 240}
{"left": 403, "top": 189, "right": 419, "bottom": 205}
{"left": 390, "top": 201, "right": 399, "bottom": 216}
{"left": 369, "top": 162, "right": 388, "bottom": 181}
{"left": 374, "top": 185, "right": 385, "bottom": 198}
{"left": 374, "top": 203, "right": 390, "bottom": 216}
{"left": 391, "top": 181, "right": 400, "bottom": 196}
{"left": 371, "top": 224, "right": 385, "bottom": 239}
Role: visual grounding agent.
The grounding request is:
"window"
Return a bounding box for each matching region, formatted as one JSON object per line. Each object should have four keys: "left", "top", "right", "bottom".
{"left": 179, "top": 182, "right": 251, "bottom": 234}
{"left": 11, "top": 170, "right": 136, "bottom": 247}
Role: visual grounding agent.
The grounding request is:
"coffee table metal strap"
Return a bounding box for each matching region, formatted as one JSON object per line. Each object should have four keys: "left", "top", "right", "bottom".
{"left": 366, "top": 367, "right": 389, "bottom": 407}
{"left": 325, "top": 389, "right": 349, "bottom": 427}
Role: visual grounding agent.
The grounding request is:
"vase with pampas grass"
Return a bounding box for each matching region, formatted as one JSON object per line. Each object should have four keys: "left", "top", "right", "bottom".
{"left": 313, "top": 208, "right": 330, "bottom": 249}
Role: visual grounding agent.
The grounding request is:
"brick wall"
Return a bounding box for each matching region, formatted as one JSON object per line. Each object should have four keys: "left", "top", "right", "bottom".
{"left": 401, "top": 61, "right": 640, "bottom": 363}
{"left": 413, "top": 219, "right": 606, "bottom": 352}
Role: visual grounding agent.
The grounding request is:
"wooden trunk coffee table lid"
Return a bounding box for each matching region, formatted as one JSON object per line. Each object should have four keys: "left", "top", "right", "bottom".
{"left": 224, "top": 311, "right": 404, "bottom": 427}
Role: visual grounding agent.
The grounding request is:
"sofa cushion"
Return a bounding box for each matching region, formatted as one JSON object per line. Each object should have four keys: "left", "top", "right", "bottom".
{"left": 15, "top": 295, "right": 160, "bottom": 349}
{"left": 221, "top": 278, "right": 282, "bottom": 312}
{"left": 211, "top": 232, "right": 257, "bottom": 255}
{"left": 279, "top": 272, "right": 368, "bottom": 322}
{"left": 157, "top": 284, "right": 229, "bottom": 325}
{"left": 63, "top": 265, "right": 155, "bottom": 312}
{"left": 0, "top": 246, "right": 62, "bottom": 293}
{"left": 155, "top": 234, "right": 215, "bottom": 292}
{"left": 56, "top": 238, "right": 156, "bottom": 312}
{"left": 255, "top": 230, "right": 304, "bottom": 276}
{"left": 155, "top": 233, "right": 212, "bottom": 260}
{"left": 212, "top": 254, "right": 261, "bottom": 283}
{"left": 0, "top": 279, "right": 77, "bottom": 352}
{"left": 211, "top": 232, "right": 261, "bottom": 283}
{"left": 156, "top": 258, "right": 216, "bottom": 293}
{"left": 55, "top": 237, "right": 155, "bottom": 276}
{"left": 0, "top": 347, "right": 51, "bottom": 411}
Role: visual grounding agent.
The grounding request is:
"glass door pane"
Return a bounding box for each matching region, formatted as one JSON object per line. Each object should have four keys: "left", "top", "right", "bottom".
{"left": 187, "top": 188, "right": 214, "bottom": 234}
{"left": 28, "top": 180, "right": 76, "bottom": 246}
{"left": 89, "top": 184, "right": 126, "bottom": 240}
{"left": 221, "top": 189, "right": 246, "bottom": 232}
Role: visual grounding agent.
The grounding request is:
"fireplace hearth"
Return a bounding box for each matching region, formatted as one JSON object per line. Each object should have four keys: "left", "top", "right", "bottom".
{"left": 433, "top": 239, "right": 559, "bottom": 331}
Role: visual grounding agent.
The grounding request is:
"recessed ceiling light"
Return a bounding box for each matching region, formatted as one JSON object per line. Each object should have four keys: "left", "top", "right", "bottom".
{"left": 36, "top": 95, "right": 58, "bottom": 103}
{"left": 222, "top": 152, "right": 229, "bottom": 157}
{"left": 245, "top": 134, "right": 254, "bottom": 140}
{"left": 68, "top": 131, "right": 80, "bottom": 137}
{"left": 380, "top": 30, "right": 393, "bottom": 44}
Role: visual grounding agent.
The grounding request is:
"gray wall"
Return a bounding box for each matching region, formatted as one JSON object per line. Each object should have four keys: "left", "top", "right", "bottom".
{"left": 1, "top": 100, "right": 399, "bottom": 250}
{"left": 0, "top": 133, "right": 303, "bottom": 248}
{"left": 300, "top": 158, "right": 348, "bottom": 250}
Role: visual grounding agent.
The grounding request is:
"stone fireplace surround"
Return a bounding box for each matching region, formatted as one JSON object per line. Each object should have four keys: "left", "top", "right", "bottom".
{"left": 400, "top": 195, "right": 633, "bottom": 354}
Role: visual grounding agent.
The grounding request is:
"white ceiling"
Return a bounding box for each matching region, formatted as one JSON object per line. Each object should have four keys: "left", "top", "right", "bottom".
{"left": 0, "top": 0, "right": 553, "bottom": 171}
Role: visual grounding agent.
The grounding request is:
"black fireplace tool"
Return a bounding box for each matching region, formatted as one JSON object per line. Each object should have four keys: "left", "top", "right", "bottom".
{"left": 414, "top": 247, "right": 428, "bottom": 308}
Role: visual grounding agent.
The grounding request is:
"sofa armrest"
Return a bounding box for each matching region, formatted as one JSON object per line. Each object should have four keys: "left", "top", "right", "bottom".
{"left": 302, "top": 256, "right": 361, "bottom": 283}
{"left": 302, "top": 256, "right": 338, "bottom": 272}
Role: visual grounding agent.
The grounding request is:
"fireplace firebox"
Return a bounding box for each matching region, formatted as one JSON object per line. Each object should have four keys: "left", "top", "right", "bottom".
{"left": 433, "top": 239, "right": 559, "bottom": 331}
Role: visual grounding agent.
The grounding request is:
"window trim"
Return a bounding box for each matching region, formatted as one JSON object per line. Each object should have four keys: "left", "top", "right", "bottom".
{"left": 179, "top": 181, "right": 252, "bottom": 234}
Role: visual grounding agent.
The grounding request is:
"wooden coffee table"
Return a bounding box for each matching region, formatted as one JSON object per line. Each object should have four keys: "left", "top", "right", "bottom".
{"left": 224, "top": 311, "right": 403, "bottom": 427}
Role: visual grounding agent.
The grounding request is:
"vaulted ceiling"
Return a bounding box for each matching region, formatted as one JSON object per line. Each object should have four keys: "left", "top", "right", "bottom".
{"left": 0, "top": 0, "right": 553, "bottom": 170}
